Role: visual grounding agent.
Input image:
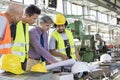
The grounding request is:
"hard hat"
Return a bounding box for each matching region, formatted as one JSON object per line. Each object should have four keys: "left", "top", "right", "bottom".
{"left": 54, "top": 14, "right": 66, "bottom": 25}
{"left": 0, "top": 54, "right": 24, "bottom": 74}
{"left": 100, "top": 54, "right": 112, "bottom": 62}
{"left": 72, "top": 62, "right": 89, "bottom": 78}
{"left": 72, "top": 62, "right": 89, "bottom": 74}
{"left": 31, "top": 63, "right": 47, "bottom": 73}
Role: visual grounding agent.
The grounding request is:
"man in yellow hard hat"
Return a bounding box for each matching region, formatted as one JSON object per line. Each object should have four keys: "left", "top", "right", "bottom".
{"left": 49, "top": 14, "right": 80, "bottom": 61}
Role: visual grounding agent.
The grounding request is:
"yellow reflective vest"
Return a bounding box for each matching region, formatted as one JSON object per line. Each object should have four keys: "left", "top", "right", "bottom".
{"left": 52, "top": 29, "right": 76, "bottom": 59}
{"left": 12, "top": 21, "right": 29, "bottom": 62}
{"left": 0, "top": 13, "right": 12, "bottom": 54}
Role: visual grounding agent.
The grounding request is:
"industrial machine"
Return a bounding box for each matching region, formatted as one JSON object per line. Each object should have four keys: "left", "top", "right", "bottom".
{"left": 66, "top": 16, "right": 111, "bottom": 62}
{"left": 80, "top": 35, "right": 95, "bottom": 62}
{"left": 67, "top": 19, "right": 95, "bottom": 62}
{"left": 95, "top": 34, "right": 110, "bottom": 60}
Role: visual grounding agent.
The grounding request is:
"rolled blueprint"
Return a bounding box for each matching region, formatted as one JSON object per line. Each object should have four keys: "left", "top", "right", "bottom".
{"left": 46, "top": 59, "right": 76, "bottom": 70}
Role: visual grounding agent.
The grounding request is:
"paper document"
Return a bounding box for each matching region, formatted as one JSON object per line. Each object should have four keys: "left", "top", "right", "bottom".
{"left": 46, "top": 59, "right": 76, "bottom": 70}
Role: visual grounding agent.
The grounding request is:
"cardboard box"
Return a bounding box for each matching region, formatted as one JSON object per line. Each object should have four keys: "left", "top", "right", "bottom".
{"left": 52, "top": 72, "right": 74, "bottom": 80}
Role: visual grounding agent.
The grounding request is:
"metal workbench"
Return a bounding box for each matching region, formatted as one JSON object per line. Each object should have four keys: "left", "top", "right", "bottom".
{"left": 0, "top": 72, "right": 53, "bottom": 80}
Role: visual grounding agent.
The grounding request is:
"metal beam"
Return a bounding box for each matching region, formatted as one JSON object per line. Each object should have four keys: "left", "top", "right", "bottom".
{"left": 103, "top": 0, "right": 120, "bottom": 9}
{"left": 87, "top": 0, "right": 120, "bottom": 15}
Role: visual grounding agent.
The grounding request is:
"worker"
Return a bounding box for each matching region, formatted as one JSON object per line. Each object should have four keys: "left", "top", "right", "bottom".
{"left": 26, "top": 15, "right": 57, "bottom": 71}
{"left": 49, "top": 14, "right": 80, "bottom": 61}
{"left": 0, "top": 2, "right": 23, "bottom": 54}
{"left": 10, "top": 4, "right": 41, "bottom": 70}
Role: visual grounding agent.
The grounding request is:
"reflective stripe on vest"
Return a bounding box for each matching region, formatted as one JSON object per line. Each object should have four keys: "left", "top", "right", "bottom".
{"left": 12, "top": 51, "right": 25, "bottom": 56}
{"left": 12, "top": 43, "right": 25, "bottom": 47}
{"left": 56, "top": 45, "right": 75, "bottom": 54}
{"left": 52, "top": 29, "right": 76, "bottom": 59}
{"left": 12, "top": 21, "right": 29, "bottom": 62}
{"left": 0, "top": 44, "right": 11, "bottom": 49}
{"left": 0, "top": 13, "right": 12, "bottom": 54}
{"left": 12, "top": 42, "right": 29, "bottom": 47}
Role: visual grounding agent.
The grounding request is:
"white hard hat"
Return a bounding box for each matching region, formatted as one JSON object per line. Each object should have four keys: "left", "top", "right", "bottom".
{"left": 100, "top": 54, "right": 112, "bottom": 62}
{"left": 71, "top": 62, "right": 90, "bottom": 74}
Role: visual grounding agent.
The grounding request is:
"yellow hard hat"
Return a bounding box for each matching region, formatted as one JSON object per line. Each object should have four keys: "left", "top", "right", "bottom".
{"left": 31, "top": 63, "right": 47, "bottom": 73}
{"left": 54, "top": 14, "right": 66, "bottom": 25}
{"left": 0, "top": 54, "right": 24, "bottom": 74}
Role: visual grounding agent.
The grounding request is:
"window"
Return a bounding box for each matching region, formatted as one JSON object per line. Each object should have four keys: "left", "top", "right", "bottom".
{"left": 6, "top": 0, "right": 10, "bottom": 1}
{"left": 77, "top": 6, "right": 82, "bottom": 15}
{"left": 102, "top": 14, "right": 107, "bottom": 23}
{"left": 12, "top": 0, "right": 23, "bottom": 3}
{"left": 56, "top": 0, "right": 63, "bottom": 13}
{"left": 48, "top": 0, "right": 57, "bottom": 8}
{"left": 24, "top": 0, "right": 35, "bottom": 5}
{"left": 84, "top": 6, "right": 89, "bottom": 19}
{"left": 71, "top": 4, "right": 77, "bottom": 15}
{"left": 111, "top": 17, "right": 117, "bottom": 25}
{"left": 98, "top": 12, "right": 107, "bottom": 23}
{"left": 90, "top": 10, "right": 96, "bottom": 20}
{"left": 67, "top": 2, "right": 72, "bottom": 14}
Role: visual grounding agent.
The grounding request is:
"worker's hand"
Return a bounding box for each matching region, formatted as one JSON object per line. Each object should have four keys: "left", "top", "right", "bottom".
{"left": 61, "top": 54, "right": 68, "bottom": 60}
{"left": 54, "top": 60, "right": 58, "bottom": 63}
{"left": 47, "top": 60, "right": 58, "bottom": 64}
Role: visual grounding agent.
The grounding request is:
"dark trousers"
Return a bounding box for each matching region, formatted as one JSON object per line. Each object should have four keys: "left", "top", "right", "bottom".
{"left": 21, "top": 58, "right": 27, "bottom": 70}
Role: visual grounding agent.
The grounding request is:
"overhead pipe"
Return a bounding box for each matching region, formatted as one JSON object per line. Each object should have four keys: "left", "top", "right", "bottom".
{"left": 87, "top": 0, "right": 120, "bottom": 15}
{"left": 103, "top": 0, "right": 120, "bottom": 9}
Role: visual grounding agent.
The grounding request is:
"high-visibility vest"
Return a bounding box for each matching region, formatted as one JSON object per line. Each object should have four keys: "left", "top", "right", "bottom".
{"left": 12, "top": 21, "right": 29, "bottom": 62}
{"left": 52, "top": 29, "right": 76, "bottom": 59}
{"left": 0, "top": 12, "right": 12, "bottom": 54}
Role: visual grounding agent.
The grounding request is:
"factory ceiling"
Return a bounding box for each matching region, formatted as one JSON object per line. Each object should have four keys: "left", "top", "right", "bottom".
{"left": 67, "top": 0, "right": 120, "bottom": 18}
{"left": 0, "top": 0, "right": 120, "bottom": 18}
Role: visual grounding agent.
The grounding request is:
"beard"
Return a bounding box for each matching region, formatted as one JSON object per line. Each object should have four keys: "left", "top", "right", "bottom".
{"left": 58, "top": 29, "right": 65, "bottom": 33}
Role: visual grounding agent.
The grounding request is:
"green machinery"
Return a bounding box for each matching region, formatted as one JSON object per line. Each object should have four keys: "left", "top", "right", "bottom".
{"left": 66, "top": 16, "right": 95, "bottom": 62}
